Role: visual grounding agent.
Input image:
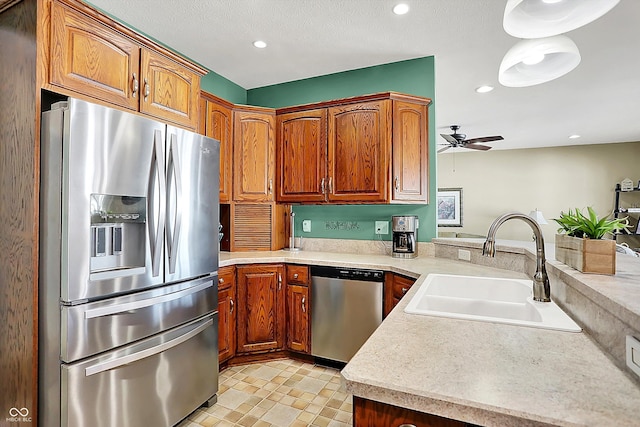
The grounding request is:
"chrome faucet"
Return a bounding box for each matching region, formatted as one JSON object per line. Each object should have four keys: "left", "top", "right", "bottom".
{"left": 482, "top": 212, "right": 551, "bottom": 302}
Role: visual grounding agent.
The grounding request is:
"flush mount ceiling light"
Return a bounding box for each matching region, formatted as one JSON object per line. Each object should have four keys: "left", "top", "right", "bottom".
{"left": 253, "top": 40, "right": 267, "bottom": 48}
{"left": 475, "top": 85, "right": 494, "bottom": 93}
{"left": 499, "top": 35, "right": 581, "bottom": 87}
{"left": 393, "top": 3, "right": 410, "bottom": 15}
{"left": 503, "top": 0, "right": 620, "bottom": 39}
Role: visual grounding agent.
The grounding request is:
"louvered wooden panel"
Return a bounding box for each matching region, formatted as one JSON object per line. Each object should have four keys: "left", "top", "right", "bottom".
{"left": 232, "top": 204, "right": 273, "bottom": 251}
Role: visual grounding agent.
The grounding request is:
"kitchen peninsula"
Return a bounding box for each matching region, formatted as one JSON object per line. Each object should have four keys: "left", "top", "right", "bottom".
{"left": 220, "top": 239, "right": 640, "bottom": 426}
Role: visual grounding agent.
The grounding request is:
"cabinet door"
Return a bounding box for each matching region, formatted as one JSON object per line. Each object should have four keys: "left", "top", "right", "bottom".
{"left": 327, "top": 101, "right": 391, "bottom": 203}
{"left": 286, "top": 284, "right": 310, "bottom": 353}
{"left": 202, "top": 97, "right": 233, "bottom": 203}
{"left": 384, "top": 272, "right": 416, "bottom": 316}
{"left": 218, "top": 266, "right": 236, "bottom": 364}
{"left": 353, "top": 396, "right": 466, "bottom": 427}
{"left": 50, "top": 1, "right": 141, "bottom": 110}
{"left": 218, "top": 284, "right": 236, "bottom": 363}
{"left": 140, "top": 49, "right": 200, "bottom": 129}
{"left": 392, "top": 100, "right": 429, "bottom": 202}
{"left": 233, "top": 110, "right": 276, "bottom": 202}
{"left": 236, "top": 264, "right": 285, "bottom": 353}
{"left": 277, "top": 109, "right": 328, "bottom": 202}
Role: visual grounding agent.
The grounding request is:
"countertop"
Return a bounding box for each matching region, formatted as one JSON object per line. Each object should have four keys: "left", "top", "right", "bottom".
{"left": 219, "top": 244, "right": 640, "bottom": 426}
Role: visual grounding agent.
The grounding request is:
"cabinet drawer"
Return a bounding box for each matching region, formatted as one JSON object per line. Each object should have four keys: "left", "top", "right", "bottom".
{"left": 287, "top": 265, "right": 309, "bottom": 285}
{"left": 392, "top": 275, "right": 415, "bottom": 299}
{"left": 218, "top": 266, "right": 235, "bottom": 290}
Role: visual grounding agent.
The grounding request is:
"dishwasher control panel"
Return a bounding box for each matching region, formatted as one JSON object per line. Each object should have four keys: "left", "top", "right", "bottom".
{"left": 310, "top": 265, "right": 384, "bottom": 282}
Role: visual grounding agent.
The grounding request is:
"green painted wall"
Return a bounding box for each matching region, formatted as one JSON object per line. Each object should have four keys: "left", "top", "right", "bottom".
{"left": 201, "top": 71, "right": 247, "bottom": 105}
{"left": 247, "top": 57, "right": 437, "bottom": 242}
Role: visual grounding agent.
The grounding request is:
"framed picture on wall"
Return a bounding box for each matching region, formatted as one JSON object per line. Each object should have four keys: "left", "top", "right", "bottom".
{"left": 437, "top": 188, "right": 463, "bottom": 227}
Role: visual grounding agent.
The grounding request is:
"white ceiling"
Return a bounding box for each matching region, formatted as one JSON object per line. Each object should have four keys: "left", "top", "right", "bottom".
{"left": 88, "top": 0, "right": 640, "bottom": 152}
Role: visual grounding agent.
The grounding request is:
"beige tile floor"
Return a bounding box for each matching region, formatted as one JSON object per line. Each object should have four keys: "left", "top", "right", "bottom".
{"left": 178, "top": 359, "right": 353, "bottom": 427}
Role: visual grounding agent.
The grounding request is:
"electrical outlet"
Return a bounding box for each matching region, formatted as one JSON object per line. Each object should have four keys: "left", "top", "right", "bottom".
{"left": 302, "top": 220, "right": 311, "bottom": 233}
{"left": 627, "top": 335, "right": 640, "bottom": 378}
{"left": 375, "top": 221, "right": 389, "bottom": 235}
{"left": 458, "top": 249, "right": 471, "bottom": 261}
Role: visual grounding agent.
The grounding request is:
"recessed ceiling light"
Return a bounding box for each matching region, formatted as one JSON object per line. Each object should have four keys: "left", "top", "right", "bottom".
{"left": 253, "top": 40, "right": 267, "bottom": 48}
{"left": 393, "top": 3, "right": 410, "bottom": 15}
{"left": 569, "top": 134, "right": 581, "bottom": 139}
{"left": 475, "top": 85, "right": 494, "bottom": 93}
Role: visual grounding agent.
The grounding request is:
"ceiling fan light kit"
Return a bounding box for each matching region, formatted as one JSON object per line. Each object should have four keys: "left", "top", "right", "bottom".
{"left": 503, "top": 0, "right": 620, "bottom": 38}
{"left": 499, "top": 35, "right": 581, "bottom": 87}
{"left": 499, "top": 0, "right": 618, "bottom": 87}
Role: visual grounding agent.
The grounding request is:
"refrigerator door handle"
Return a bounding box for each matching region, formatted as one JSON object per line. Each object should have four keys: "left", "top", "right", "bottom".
{"left": 148, "top": 129, "right": 166, "bottom": 277}
{"left": 84, "top": 318, "right": 213, "bottom": 376}
{"left": 83, "top": 279, "right": 213, "bottom": 319}
{"left": 166, "top": 133, "right": 183, "bottom": 274}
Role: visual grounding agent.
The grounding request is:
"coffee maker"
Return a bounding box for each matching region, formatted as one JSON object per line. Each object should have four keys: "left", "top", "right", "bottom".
{"left": 392, "top": 215, "right": 418, "bottom": 258}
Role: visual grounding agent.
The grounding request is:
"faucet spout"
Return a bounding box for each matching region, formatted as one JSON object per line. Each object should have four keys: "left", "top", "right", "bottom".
{"left": 482, "top": 212, "right": 551, "bottom": 302}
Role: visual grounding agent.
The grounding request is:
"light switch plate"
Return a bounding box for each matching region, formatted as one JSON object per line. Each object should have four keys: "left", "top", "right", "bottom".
{"left": 626, "top": 335, "right": 640, "bottom": 378}
{"left": 302, "top": 220, "right": 311, "bottom": 233}
{"left": 375, "top": 221, "right": 389, "bottom": 235}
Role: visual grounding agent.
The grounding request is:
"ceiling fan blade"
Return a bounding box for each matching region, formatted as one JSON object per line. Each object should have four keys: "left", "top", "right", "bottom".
{"left": 437, "top": 145, "right": 452, "bottom": 153}
{"left": 464, "top": 135, "right": 504, "bottom": 144}
{"left": 440, "top": 134, "right": 459, "bottom": 145}
{"left": 464, "top": 143, "right": 491, "bottom": 151}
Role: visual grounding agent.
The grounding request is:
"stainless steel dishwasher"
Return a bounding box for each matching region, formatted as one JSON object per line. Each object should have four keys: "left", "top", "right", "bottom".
{"left": 311, "top": 265, "right": 384, "bottom": 363}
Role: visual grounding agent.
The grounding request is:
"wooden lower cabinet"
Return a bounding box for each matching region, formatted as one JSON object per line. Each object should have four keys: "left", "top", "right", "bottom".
{"left": 353, "top": 397, "right": 467, "bottom": 427}
{"left": 384, "top": 272, "right": 417, "bottom": 316}
{"left": 236, "top": 264, "right": 285, "bottom": 354}
{"left": 286, "top": 265, "right": 311, "bottom": 353}
{"left": 218, "top": 266, "right": 236, "bottom": 364}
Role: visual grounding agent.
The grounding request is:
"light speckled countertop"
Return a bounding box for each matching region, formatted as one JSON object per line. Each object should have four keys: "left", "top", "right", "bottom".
{"left": 219, "top": 243, "right": 640, "bottom": 427}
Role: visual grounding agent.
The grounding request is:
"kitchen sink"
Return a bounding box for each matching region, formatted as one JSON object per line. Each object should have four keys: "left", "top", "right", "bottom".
{"left": 404, "top": 274, "right": 581, "bottom": 332}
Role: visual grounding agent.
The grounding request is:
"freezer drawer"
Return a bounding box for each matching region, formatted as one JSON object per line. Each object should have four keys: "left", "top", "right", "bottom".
{"left": 61, "top": 275, "right": 217, "bottom": 362}
{"left": 62, "top": 314, "right": 218, "bottom": 427}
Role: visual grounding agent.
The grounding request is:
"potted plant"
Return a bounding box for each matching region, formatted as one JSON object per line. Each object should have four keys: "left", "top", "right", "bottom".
{"left": 553, "top": 207, "right": 629, "bottom": 274}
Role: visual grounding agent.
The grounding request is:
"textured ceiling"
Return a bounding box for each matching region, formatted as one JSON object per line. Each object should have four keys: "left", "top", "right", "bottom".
{"left": 87, "top": 0, "right": 640, "bottom": 152}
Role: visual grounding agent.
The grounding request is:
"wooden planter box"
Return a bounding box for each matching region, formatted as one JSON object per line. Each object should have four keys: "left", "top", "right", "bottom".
{"left": 554, "top": 234, "right": 616, "bottom": 275}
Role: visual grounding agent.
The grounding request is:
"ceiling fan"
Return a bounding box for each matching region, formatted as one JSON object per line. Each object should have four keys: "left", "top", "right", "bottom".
{"left": 438, "top": 125, "right": 504, "bottom": 153}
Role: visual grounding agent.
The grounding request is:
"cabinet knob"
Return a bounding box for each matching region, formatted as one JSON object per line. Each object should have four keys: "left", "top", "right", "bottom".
{"left": 219, "top": 277, "right": 225, "bottom": 284}
{"left": 320, "top": 177, "right": 325, "bottom": 194}
{"left": 401, "top": 287, "right": 408, "bottom": 294}
{"left": 328, "top": 177, "right": 333, "bottom": 194}
{"left": 398, "top": 424, "right": 417, "bottom": 427}
{"left": 230, "top": 299, "right": 234, "bottom": 313}
{"left": 143, "top": 78, "right": 150, "bottom": 101}
{"left": 302, "top": 296, "right": 306, "bottom": 313}
{"left": 395, "top": 176, "right": 400, "bottom": 191}
{"left": 293, "top": 273, "right": 299, "bottom": 279}
{"left": 269, "top": 179, "right": 273, "bottom": 194}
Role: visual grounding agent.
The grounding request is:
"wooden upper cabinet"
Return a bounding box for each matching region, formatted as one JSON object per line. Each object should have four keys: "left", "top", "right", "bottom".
{"left": 277, "top": 109, "right": 327, "bottom": 203}
{"left": 236, "top": 264, "right": 285, "bottom": 354}
{"left": 48, "top": 0, "right": 204, "bottom": 129}
{"left": 139, "top": 49, "right": 200, "bottom": 129}
{"left": 233, "top": 108, "right": 276, "bottom": 202}
{"left": 200, "top": 93, "right": 234, "bottom": 203}
{"left": 50, "top": 1, "right": 141, "bottom": 110}
{"left": 327, "top": 100, "right": 391, "bottom": 203}
{"left": 392, "top": 100, "right": 429, "bottom": 202}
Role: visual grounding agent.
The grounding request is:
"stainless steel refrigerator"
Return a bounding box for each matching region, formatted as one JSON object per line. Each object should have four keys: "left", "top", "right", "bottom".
{"left": 39, "top": 98, "right": 220, "bottom": 427}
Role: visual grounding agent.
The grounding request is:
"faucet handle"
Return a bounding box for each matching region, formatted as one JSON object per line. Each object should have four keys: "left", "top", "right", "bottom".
{"left": 482, "top": 239, "right": 496, "bottom": 257}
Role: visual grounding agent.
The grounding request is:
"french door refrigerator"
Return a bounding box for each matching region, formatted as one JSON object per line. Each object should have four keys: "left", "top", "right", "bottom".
{"left": 39, "top": 98, "right": 220, "bottom": 427}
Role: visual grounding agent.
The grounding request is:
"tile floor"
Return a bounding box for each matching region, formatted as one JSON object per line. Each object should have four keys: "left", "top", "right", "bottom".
{"left": 178, "top": 359, "right": 353, "bottom": 427}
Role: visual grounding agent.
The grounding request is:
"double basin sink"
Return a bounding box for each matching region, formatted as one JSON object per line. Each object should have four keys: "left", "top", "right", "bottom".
{"left": 404, "top": 274, "right": 581, "bottom": 332}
